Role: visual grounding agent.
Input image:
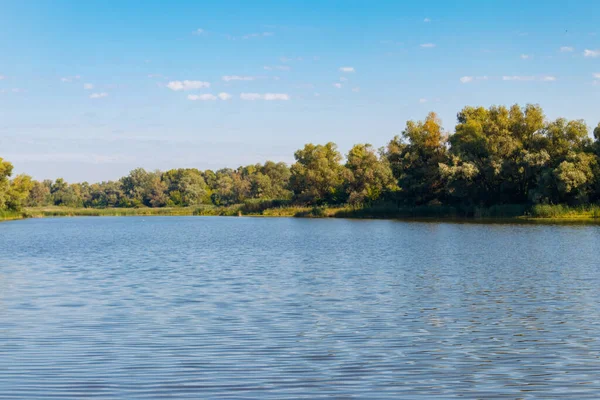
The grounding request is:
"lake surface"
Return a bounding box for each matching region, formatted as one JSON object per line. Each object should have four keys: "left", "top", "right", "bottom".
{"left": 1, "top": 217, "right": 600, "bottom": 399}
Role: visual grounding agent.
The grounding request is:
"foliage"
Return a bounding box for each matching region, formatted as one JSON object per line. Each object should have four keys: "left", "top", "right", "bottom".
{"left": 290, "top": 142, "right": 345, "bottom": 205}
{"left": 2, "top": 103, "right": 600, "bottom": 219}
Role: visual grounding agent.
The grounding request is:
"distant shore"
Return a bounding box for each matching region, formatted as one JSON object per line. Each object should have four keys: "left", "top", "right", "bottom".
{"left": 2, "top": 205, "right": 600, "bottom": 224}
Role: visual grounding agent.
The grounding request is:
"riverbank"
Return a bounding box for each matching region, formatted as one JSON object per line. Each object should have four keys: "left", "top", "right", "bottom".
{"left": 1, "top": 204, "right": 599, "bottom": 224}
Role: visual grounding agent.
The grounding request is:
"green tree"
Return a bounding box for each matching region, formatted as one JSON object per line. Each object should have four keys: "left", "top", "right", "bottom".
{"left": 344, "top": 144, "right": 396, "bottom": 206}
{"left": 162, "top": 168, "right": 210, "bottom": 206}
{"left": 26, "top": 180, "right": 52, "bottom": 207}
{"left": 386, "top": 112, "right": 448, "bottom": 205}
{"left": 445, "top": 104, "right": 548, "bottom": 205}
{"left": 6, "top": 175, "right": 34, "bottom": 211}
{"left": 290, "top": 143, "right": 345, "bottom": 205}
{"left": 121, "top": 168, "right": 167, "bottom": 207}
{"left": 0, "top": 157, "right": 14, "bottom": 210}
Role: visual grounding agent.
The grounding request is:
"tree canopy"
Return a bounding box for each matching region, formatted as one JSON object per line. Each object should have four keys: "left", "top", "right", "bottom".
{"left": 2, "top": 104, "right": 600, "bottom": 213}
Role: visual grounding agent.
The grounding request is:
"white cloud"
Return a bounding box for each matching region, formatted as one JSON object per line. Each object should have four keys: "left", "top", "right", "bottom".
{"left": 263, "top": 93, "right": 290, "bottom": 100}
{"left": 503, "top": 76, "right": 535, "bottom": 81}
{"left": 278, "top": 56, "right": 303, "bottom": 63}
{"left": 1, "top": 88, "right": 24, "bottom": 93}
{"left": 61, "top": 75, "right": 81, "bottom": 83}
{"left": 218, "top": 92, "right": 232, "bottom": 100}
{"left": 242, "top": 32, "right": 273, "bottom": 40}
{"left": 89, "top": 92, "right": 108, "bottom": 99}
{"left": 352, "top": 87, "right": 360, "bottom": 92}
{"left": 0, "top": 75, "right": 4, "bottom": 80}
{"left": 460, "top": 76, "right": 488, "bottom": 84}
{"left": 593, "top": 73, "right": 600, "bottom": 79}
{"left": 560, "top": 46, "right": 574, "bottom": 52}
{"left": 166, "top": 80, "right": 210, "bottom": 91}
{"left": 339, "top": 67, "right": 355, "bottom": 73}
{"left": 502, "top": 75, "right": 556, "bottom": 82}
{"left": 4, "top": 152, "right": 133, "bottom": 164}
{"left": 419, "top": 98, "right": 427, "bottom": 103}
{"left": 193, "top": 28, "right": 204, "bottom": 35}
{"left": 222, "top": 75, "right": 255, "bottom": 82}
{"left": 584, "top": 49, "right": 600, "bottom": 58}
{"left": 241, "top": 93, "right": 262, "bottom": 100}
{"left": 521, "top": 54, "right": 531, "bottom": 59}
{"left": 188, "top": 94, "right": 217, "bottom": 101}
{"left": 339, "top": 77, "right": 348, "bottom": 82}
{"left": 240, "top": 93, "right": 290, "bottom": 101}
{"left": 264, "top": 65, "right": 291, "bottom": 71}
{"left": 147, "top": 74, "right": 163, "bottom": 79}
{"left": 83, "top": 83, "right": 94, "bottom": 90}
{"left": 420, "top": 43, "right": 436, "bottom": 48}
{"left": 424, "top": 18, "right": 431, "bottom": 23}
{"left": 333, "top": 83, "right": 342, "bottom": 88}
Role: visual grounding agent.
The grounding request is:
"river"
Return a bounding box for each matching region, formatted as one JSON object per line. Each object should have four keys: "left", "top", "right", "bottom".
{"left": 1, "top": 217, "right": 599, "bottom": 398}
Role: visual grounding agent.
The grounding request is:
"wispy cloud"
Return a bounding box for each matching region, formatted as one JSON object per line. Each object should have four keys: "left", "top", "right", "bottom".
{"left": 61, "top": 75, "right": 81, "bottom": 83}
{"left": 192, "top": 28, "right": 205, "bottom": 35}
{"left": 339, "top": 67, "right": 355, "bottom": 73}
{"left": 83, "top": 83, "right": 94, "bottom": 90}
{"left": 333, "top": 83, "right": 342, "bottom": 89}
{"left": 264, "top": 65, "right": 291, "bottom": 71}
{"left": 222, "top": 75, "right": 255, "bottom": 82}
{"left": 0, "top": 88, "right": 24, "bottom": 93}
{"left": 502, "top": 76, "right": 535, "bottom": 81}
{"left": 352, "top": 87, "right": 360, "bottom": 92}
{"left": 502, "top": 75, "right": 556, "bottom": 82}
{"left": 280, "top": 56, "right": 303, "bottom": 63}
{"left": 460, "top": 76, "right": 488, "bottom": 83}
{"left": 593, "top": 73, "right": 600, "bottom": 79}
{"left": 166, "top": 80, "right": 210, "bottom": 91}
{"left": 218, "top": 92, "right": 232, "bottom": 100}
{"left": 188, "top": 94, "right": 217, "bottom": 101}
{"left": 0, "top": 75, "right": 5, "bottom": 80}
{"left": 240, "top": 93, "right": 290, "bottom": 101}
{"left": 380, "top": 40, "right": 403, "bottom": 45}
{"left": 89, "top": 92, "right": 108, "bottom": 99}
{"left": 424, "top": 18, "right": 431, "bottom": 23}
{"left": 4, "top": 153, "right": 133, "bottom": 164}
{"left": 419, "top": 98, "right": 427, "bottom": 103}
{"left": 560, "top": 46, "right": 574, "bottom": 52}
{"left": 521, "top": 54, "right": 531, "bottom": 59}
{"left": 241, "top": 32, "right": 273, "bottom": 40}
{"left": 584, "top": 49, "right": 600, "bottom": 58}
{"left": 420, "top": 43, "right": 436, "bottom": 48}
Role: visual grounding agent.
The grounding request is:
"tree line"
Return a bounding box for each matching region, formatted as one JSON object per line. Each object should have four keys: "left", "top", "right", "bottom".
{"left": 2, "top": 104, "right": 600, "bottom": 213}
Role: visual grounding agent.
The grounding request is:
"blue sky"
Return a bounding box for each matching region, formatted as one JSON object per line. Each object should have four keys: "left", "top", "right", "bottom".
{"left": 1, "top": 0, "right": 599, "bottom": 182}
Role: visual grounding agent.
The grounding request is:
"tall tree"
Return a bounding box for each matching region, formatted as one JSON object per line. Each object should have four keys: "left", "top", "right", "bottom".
{"left": 386, "top": 112, "right": 447, "bottom": 205}
{"left": 345, "top": 144, "right": 396, "bottom": 206}
{"left": 290, "top": 143, "right": 345, "bottom": 205}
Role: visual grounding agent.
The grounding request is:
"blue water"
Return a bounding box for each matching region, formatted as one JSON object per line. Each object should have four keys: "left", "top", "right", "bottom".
{"left": 1, "top": 217, "right": 600, "bottom": 398}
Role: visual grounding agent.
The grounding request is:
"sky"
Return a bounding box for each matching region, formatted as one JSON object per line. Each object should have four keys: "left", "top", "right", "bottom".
{"left": 1, "top": 0, "right": 599, "bottom": 182}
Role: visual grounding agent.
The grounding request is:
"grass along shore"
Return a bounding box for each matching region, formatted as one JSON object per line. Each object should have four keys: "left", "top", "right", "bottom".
{"left": 1, "top": 203, "right": 600, "bottom": 223}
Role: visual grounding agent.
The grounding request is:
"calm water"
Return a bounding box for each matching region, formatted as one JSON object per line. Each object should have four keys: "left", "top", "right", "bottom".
{"left": 1, "top": 217, "right": 600, "bottom": 399}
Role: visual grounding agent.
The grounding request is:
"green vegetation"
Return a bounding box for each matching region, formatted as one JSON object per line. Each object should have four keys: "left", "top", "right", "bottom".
{"left": 3, "top": 104, "right": 600, "bottom": 222}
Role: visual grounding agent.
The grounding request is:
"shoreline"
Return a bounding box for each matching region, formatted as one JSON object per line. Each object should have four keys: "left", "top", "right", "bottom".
{"left": 2, "top": 206, "right": 600, "bottom": 225}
